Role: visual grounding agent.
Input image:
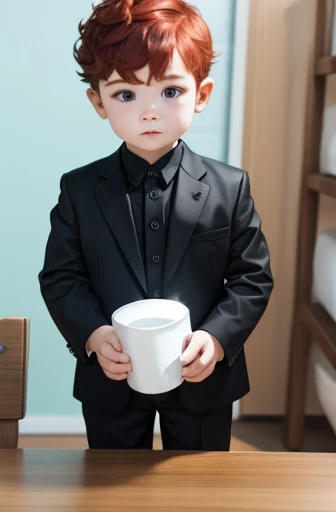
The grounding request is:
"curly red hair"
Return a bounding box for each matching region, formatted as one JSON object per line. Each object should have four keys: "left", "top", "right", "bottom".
{"left": 73, "top": 0, "right": 218, "bottom": 95}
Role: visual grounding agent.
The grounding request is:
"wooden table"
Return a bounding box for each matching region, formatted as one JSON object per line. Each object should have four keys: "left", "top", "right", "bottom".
{"left": 0, "top": 449, "right": 335, "bottom": 511}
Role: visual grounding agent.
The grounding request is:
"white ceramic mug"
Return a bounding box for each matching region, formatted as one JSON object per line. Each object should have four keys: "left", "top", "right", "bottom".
{"left": 112, "top": 299, "right": 192, "bottom": 394}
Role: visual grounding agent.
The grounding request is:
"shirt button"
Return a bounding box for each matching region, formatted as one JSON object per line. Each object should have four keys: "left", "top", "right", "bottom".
{"left": 150, "top": 221, "right": 160, "bottom": 230}
{"left": 149, "top": 189, "right": 161, "bottom": 200}
{"left": 147, "top": 170, "right": 156, "bottom": 177}
{"left": 152, "top": 255, "right": 160, "bottom": 263}
{"left": 154, "top": 290, "right": 161, "bottom": 298}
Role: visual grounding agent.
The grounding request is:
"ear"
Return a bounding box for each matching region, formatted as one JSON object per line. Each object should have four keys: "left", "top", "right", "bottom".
{"left": 194, "top": 77, "right": 215, "bottom": 113}
{"left": 86, "top": 88, "right": 108, "bottom": 120}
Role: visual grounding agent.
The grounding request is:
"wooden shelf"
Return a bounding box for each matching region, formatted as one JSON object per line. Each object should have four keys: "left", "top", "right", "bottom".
{"left": 306, "top": 173, "right": 336, "bottom": 198}
{"left": 315, "top": 55, "right": 336, "bottom": 75}
{"left": 300, "top": 302, "right": 336, "bottom": 370}
{"left": 285, "top": 0, "right": 335, "bottom": 452}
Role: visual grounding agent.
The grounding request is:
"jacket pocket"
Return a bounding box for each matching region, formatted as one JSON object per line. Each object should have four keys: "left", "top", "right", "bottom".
{"left": 190, "top": 226, "right": 230, "bottom": 243}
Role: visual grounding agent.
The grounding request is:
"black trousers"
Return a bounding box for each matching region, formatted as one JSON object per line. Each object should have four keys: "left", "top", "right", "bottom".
{"left": 82, "top": 385, "right": 233, "bottom": 451}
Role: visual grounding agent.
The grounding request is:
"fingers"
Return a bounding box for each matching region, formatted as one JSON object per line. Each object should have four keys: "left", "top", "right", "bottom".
{"left": 180, "top": 336, "right": 202, "bottom": 366}
{"left": 181, "top": 332, "right": 214, "bottom": 379}
{"left": 180, "top": 332, "right": 217, "bottom": 379}
{"left": 100, "top": 341, "right": 130, "bottom": 363}
{"left": 103, "top": 369, "right": 128, "bottom": 381}
{"left": 182, "top": 354, "right": 212, "bottom": 378}
{"left": 110, "top": 334, "right": 124, "bottom": 354}
{"left": 102, "top": 359, "right": 132, "bottom": 373}
{"left": 98, "top": 341, "right": 132, "bottom": 380}
{"left": 183, "top": 361, "right": 215, "bottom": 383}
{"left": 181, "top": 334, "right": 192, "bottom": 353}
{"left": 100, "top": 359, "right": 132, "bottom": 380}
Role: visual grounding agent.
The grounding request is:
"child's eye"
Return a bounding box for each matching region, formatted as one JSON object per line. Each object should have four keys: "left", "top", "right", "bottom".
{"left": 111, "top": 87, "right": 184, "bottom": 101}
{"left": 112, "top": 91, "right": 135, "bottom": 102}
{"left": 163, "top": 87, "right": 183, "bottom": 99}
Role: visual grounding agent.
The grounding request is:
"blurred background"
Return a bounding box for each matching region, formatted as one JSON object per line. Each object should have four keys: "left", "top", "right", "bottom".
{"left": 0, "top": 0, "right": 335, "bottom": 452}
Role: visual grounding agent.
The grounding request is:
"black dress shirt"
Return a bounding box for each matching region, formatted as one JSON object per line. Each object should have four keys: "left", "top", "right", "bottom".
{"left": 120, "top": 139, "right": 184, "bottom": 299}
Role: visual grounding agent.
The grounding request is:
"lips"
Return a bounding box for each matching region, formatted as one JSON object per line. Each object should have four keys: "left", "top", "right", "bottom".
{"left": 142, "top": 131, "right": 161, "bottom": 135}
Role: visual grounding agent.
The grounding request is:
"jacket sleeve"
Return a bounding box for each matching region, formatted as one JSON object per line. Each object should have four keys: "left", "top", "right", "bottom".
{"left": 38, "top": 173, "right": 109, "bottom": 364}
{"left": 198, "top": 170, "right": 274, "bottom": 367}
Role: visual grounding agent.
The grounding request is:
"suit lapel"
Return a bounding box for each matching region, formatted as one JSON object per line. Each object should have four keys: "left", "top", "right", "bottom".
{"left": 94, "top": 149, "right": 147, "bottom": 296}
{"left": 163, "top": 142, "right": 209, "bottom": 291}
{"left": 93, "top": 141, "right": 209, "bottom": 297}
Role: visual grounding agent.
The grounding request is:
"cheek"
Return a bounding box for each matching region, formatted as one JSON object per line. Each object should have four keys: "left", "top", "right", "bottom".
{"left": 168, "top": 100, "right": 195, "bottom": 128}
{"left": 108, "top": 102, "right": 133, "bottom": 119}
{"left": 106, "top": 103, "right": 134, "bottom": 135}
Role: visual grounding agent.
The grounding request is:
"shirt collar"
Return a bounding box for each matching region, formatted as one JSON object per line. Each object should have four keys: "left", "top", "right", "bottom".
{"left": 120, "top": 139, "right": 183, "bottom": 188}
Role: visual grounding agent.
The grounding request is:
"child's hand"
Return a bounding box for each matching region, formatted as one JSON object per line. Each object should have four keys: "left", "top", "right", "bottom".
{"left": 180, "top": 330, "right": 224, "bottom": 383}
{"left": 86, "top": 325, "right": 132, "bottom": 381}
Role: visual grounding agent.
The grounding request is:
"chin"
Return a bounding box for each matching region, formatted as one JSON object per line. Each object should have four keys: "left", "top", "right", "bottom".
{"left": 139, "top": 137, "right": 175, "bottom": 146}
{"left": 135, "top": 140, "right": 166, "bottom": 150}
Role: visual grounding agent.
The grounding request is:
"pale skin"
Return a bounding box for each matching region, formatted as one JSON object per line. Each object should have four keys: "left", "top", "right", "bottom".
{"left": 86, "top": 49, "right": 224, "bottom": 382}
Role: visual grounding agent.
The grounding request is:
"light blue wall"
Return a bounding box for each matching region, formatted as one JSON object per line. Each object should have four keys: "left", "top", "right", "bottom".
{"left": 0, "top": 0, "right": 235, "bottom": 415}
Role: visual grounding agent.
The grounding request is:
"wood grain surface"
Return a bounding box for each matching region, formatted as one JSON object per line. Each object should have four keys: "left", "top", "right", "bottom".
{"left": 0, "top": 449, "right": 335, "bottom": 511}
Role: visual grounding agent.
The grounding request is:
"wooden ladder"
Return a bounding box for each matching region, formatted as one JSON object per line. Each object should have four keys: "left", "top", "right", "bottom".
{"left": 285, "top": 0, "right": 336, "bottom": 451}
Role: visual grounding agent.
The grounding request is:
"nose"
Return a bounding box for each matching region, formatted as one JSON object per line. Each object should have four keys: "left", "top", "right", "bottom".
{"left": 140, "top": 108, "right": 160, "bottom": 122}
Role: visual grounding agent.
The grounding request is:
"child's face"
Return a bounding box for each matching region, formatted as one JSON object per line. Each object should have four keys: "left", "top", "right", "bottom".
{"left": 87, "top": 50, "right": 214, "bottom": 163}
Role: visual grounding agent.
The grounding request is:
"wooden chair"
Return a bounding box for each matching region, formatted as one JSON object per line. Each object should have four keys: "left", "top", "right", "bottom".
{"left": 0, "top": 318, "right": 29, "bottom": 448}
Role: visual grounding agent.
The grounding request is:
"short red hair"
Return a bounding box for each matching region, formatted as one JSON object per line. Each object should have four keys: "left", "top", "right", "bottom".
{"left": 73, "top": 0, "right": 218, "bottom": 94}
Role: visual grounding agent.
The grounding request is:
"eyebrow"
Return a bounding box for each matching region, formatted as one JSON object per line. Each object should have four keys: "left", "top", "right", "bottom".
{"left": 104, "top": 74, "right": 187, "bottom": 87}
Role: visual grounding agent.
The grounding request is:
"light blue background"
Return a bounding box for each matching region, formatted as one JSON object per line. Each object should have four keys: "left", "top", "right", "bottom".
{"left": 0, "top": 0, "right": 236, "bottom": 415}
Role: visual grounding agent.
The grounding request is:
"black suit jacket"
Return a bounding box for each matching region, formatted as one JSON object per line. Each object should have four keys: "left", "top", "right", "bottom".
{"left": 38, "top": 140, "right": 274, "bottom": 412}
